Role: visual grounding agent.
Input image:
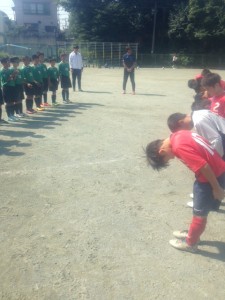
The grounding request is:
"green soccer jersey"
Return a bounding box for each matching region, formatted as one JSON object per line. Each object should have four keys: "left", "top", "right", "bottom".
{"left": 39, "top": 63, "right": 48, "bottom": 79}
{"left": 48, "top": 66, "right": 59, "bottom": 79}
{"left": 32, "top": 65, "right": 43, "bottom": 83}
{"left": 58, "top": 62, "right": 70, "bottom": 77}
{"left": 0, "top": 68, "right": 15, "bottom": 87}
{"left": 22, "top": 65, "right": 34, "bottom": 83}
{"left": 12, "top": 68, "right": 24, "bottom": 85}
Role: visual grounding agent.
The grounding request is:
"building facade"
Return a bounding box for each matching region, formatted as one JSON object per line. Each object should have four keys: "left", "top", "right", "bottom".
{"left": 13, "top": 0, "right": 58, "bottom": 38}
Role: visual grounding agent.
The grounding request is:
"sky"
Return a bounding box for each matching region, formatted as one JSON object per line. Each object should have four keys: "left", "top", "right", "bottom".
{"left": 0, "top": 0, "right": 69, "bottom": 29}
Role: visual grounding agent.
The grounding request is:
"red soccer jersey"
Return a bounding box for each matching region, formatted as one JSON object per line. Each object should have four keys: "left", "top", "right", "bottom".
{"left": 210, "top": 93, "right": 225, "bottom": 118}
{"left": 170, "top": 130, "right": 225, "bottom": 182}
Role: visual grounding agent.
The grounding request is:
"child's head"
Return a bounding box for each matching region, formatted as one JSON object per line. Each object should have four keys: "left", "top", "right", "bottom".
{"left": 60, "top": 53, "right": 67, "bottom": 61}
{"left": 49, "top": 58, "right": 56, "bottom": 66}
{"left": 191, "top": 99, "right": 211, "bottom": 111}
{"left": 10, "top": 56, "right": 19, "bottom": 68}
{"left": 37, "top": 52, "right": 44, "bottom": 63}
{"left": 145, "top": 138, "right": 174, "bottom": 170}
{"left": 201, "top": 73, "right": 222, "bottom": 97}
{"left": 0, "top": 57, "right": 10, "bottom": 68}
{"left": 22, "top": 56, "right": 31, "bottom": 66}
{"left": 201, "top": 68, "right": 211, "bottom": 77}
{"left": 188, "top": 79, "right": 202, "bottom": 93}
{"left": 167, "top": 113, "right": 193, "bottom": 132}
{"left": 32, "top": 54, "right": 39, "bottom": 65}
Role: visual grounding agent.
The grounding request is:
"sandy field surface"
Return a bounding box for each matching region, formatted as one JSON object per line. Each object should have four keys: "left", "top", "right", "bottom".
{"left": 1, "top": 67, "right": 225, "bottom": 300}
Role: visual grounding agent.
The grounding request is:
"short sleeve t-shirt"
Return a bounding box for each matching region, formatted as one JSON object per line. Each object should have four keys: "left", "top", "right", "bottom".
{"left": 122, "top": 53, "right": 136, "bottom": 68}
{"left": 22, "top": 65, "right": 34, "bottom": 83}
{"left": 39, "top": 63, "right": 48, "bottom": 79}
{"left": 0, "top": 68, "right": 15, "bottom": 87}
{"left": 58, "top": 62, "right": 70, "bottom": 77}
{"left": 210, "top": 93, "right": 225, "bottom": 118}
{"left": 170, "top": 130, "right": 225, "bottom": 182}
{"left": 32, "top": 65, "right": 43, "bottom": 83}
{"left": 48, "top": 67, "right": 59, "bottom": 79}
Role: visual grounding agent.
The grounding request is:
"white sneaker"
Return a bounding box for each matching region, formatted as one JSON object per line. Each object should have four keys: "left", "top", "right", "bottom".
{"left": 187, "top": 201, "right": 193, "bottom": 208}
{"left": 189, "top": 193, "right": 194, "bottom": 199}
{"left": 173, "top": 230, "right": 188, "bottom": 239}
{"left": 169, "top": 238, "right": 198, "bottom": 253}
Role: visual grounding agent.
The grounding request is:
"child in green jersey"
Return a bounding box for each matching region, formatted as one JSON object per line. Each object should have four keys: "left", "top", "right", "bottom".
{"left": 32, "top": 54, "right": 44, "bottom": 111}
{"left": 22, "top": 56, "right": 36, "bottom": 114}
{"left": 48, "top": 58, "right": 59, "bottom": 106}
{"left": 10, "top": 57, "right": 25, "bottom": 118}
{"left": 58, "top": 53, "right": 72, "bottom": 103}
{"left": 37, "top": 52, "right": 50, "bottom": 107}
{"left": 0, "top": 57, "right": 18, "bottom": 121}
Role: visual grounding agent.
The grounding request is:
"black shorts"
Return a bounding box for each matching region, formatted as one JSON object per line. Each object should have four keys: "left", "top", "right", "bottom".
{"left": 24, "top": 82, "right": 35, "bottom": 96}
{"left": 60, "top": 75, "right": 72, "bottom": 89}
{"left": 2, "top": 85, "right": 17, "bottom": 103}
{"left": 0, "top": 88, "right": 3, "bottom": 105}
{"left": 42, "top": 78, "right": 48, "bottom": 93}
{"left": 193, "top": 172, "right": 225, "bottom": 216}
{"left": 49, "top": 78, "right": 58, "bottom": 92}
{"left": 15, "top": 84, "right": 25, "bottom": 102}
{"left": 33, "top": 82, "right": 43, "bottom": 97}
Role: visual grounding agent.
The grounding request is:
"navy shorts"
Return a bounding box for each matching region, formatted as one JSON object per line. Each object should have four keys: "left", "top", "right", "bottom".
{"left": 24, "top": 82, "right": 35, "bottom": 96}
{"left": 60, "top": 75, "right": 72, "bottom": 89}
{"left": 2, "top": 85, "right": 17, "bottom": 103}
{"left": 15, "top": 84, "right": 25, "bottom": 102}
{"left": 193, "top": 172, "right": 225, "bottom": 216}
{"left": 49, "top": 78, "right": 58, "bottom": 92}
{"left": 33, "top": 82, "right": 43, "bottom": 97}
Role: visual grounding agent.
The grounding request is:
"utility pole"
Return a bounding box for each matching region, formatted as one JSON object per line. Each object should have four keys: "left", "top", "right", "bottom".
{"left": 151, "top": 0, "right": 157, "bottom": 54}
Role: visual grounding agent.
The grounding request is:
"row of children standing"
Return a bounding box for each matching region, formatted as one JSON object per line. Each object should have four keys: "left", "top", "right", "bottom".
{"left": 145, "top": 69, "right": 225, "bottom": 253}
{"left": 0, "top": 53, "right": 72, "bottom": 123}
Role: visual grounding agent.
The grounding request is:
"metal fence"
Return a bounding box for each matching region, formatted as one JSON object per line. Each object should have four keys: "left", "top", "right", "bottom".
{"left": 1, "top": 42, "right": 225, "bottom": 69}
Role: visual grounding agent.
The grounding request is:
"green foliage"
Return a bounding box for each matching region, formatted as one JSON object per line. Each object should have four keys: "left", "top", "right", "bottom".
{"left": 169, "top": 0, "right": 225, "bottom": 53}
{"left": 0, "top": 51, "right": 9, "bottom": 59}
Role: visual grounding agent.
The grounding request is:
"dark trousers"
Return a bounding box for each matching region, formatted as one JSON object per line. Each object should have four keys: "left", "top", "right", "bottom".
{"left": 72, "top": 69, "right": 82, "bottom": 90}
{"left": 123, "top": 69, "right": 135, "bottom": 91}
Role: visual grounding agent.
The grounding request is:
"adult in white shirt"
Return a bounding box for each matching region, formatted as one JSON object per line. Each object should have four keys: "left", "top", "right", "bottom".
{"left": 69, "top": 45, "right": 83, "bottom": 91}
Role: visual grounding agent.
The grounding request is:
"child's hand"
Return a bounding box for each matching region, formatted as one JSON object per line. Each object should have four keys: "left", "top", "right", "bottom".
{"left": 213, "top": 186, "right": 225, "bottom": 201}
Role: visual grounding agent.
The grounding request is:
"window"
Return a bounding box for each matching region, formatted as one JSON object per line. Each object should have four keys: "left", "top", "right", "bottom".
{"left": 23, "top": 2, "right": 50, "bottom": 15}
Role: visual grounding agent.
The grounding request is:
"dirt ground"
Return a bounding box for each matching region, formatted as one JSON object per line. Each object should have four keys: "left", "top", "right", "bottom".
{"left": 1, "top": 67, "right": 225, "bottom": 300}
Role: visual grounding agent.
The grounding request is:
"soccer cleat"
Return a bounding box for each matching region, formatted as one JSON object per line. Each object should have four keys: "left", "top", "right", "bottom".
{"left": 190, "top": 193, "right": 194, "bottom": 199}
{"left": 52, "top": 102, "right": 60, "bottom": 106}
{"left": 173, "top": 230, "right": 188, "bottom": 239}
{"left": 15, "top": 114, "right": 22, "bottom": 118}
{"left": 8, "top": 116, "right": 17, "bottom": 122}
{"left": 132, "top": 91, "right": 136, "bottom": 95}
{"left": 43, "top": 102, "right": 51, "bottom": 107}
{"left": 36, "top": 107, "right": 45, "bottom": 111}
{"left": 26, "top": 110, "right": 34, "bottom": 114}
{"left": 40, "top": 103, "right": 45, "bottom": 107}
{"left": 122, "top": 90, "right": 126, "bottom": 94}
{"left": 169, "top": 238, "right": 198, "bottom": 253}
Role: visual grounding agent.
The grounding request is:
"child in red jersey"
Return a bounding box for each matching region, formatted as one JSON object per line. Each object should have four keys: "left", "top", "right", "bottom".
{"left": 146, "top": 130, "right": 225, "bottom": 253}
{"left": 202, "top": 73, "right": 225, "bottom": 118}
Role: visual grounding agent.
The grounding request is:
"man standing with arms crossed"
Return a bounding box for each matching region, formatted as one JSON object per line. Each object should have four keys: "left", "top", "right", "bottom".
{"left": 69, "top": 45, "right": 84, "bottom": 92}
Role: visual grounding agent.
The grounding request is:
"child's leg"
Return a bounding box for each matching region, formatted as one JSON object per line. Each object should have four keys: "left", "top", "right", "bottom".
{"left": 51, "top": 91, "right": 56, "bottom": 104}
{"left": 65, "top": 88, "right": 69, "bottom": 101}
{"left": 62, "top": 89, "right": 66, "bottom": 101}
{"left": 186, "top": 216, "right": 207, "bottom": 246}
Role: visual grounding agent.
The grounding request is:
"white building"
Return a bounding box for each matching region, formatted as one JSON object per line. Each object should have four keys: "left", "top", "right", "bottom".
{"left": 13, "top": 0, "right": 58, "bottom": 37}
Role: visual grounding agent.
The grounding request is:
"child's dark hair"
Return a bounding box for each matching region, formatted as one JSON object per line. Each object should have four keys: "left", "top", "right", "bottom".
{"left": 201, "top": 68, "right": 211, "bottom": 77}
{"left": 191, "top": 99, "right": 211, "bottom": 111}
{"left": 0, "top": 57, "right": 9, "bottom": 64}
{"left": 167, "top": 113, "right": 187, "bottom": 133}
{"left": 145, "top": 140, "right": 168, "bottom": 170}
{"left": 188, "top": 78, "right": 202, "bottom": 93}
{"left": 32, "top": 54, "right": 38, "bottom": 60}
{"left": 201, "top": 73, "right": 221, "bottom": 87}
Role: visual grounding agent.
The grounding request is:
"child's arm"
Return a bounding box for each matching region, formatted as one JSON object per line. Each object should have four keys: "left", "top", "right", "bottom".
{"left": 199, "top": 163, "right": 225, "bottom": 200}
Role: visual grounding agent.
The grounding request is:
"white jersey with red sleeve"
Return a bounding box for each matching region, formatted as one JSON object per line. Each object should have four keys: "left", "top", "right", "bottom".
{"left": 170, "top": 130, "right": 225, "bottom": 182}
{"left": 210, "top": 93, "right": 225, "bottom": 118}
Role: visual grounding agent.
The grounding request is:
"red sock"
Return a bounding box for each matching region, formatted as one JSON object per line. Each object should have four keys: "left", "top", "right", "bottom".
{"left": 186, "top": 216, "right": 207, "bottom": 246}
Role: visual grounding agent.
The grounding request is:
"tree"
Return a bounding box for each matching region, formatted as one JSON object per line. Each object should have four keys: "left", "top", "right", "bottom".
{"left": 169, "top": 0, "right": 225, "bottom": 53}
